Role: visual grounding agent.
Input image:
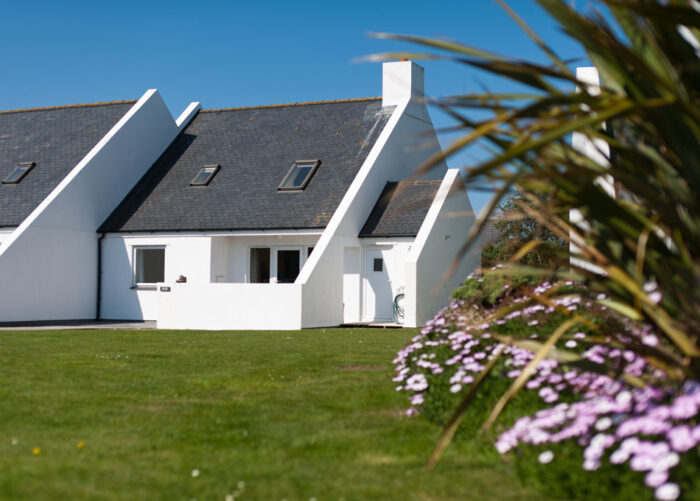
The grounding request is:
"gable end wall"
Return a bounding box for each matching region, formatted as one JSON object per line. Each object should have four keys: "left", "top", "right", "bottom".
{"left": 0, "top": 91, "right": 198, "bottom": 322}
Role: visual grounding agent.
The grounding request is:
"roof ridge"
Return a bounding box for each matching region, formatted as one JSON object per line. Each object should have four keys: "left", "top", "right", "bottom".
{"left": 201, "top": 97, "right": 381, "bottom": 113}
{"left": 0, "top": 100, "right": 137, "bottom": 115}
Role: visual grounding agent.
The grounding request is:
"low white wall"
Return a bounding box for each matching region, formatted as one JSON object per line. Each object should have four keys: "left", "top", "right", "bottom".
{"left": 0, "top": 90, "right": 198, "bottom": 322}
{"left": 404, "top": 170, "right": 480, "bottom": 327}
{"left": 0, "top": 228, "right": 15, "bottom": 247}
{"left": 101, "top": 232, "right": 322, "bottom": 320}
{"left": 299, "top": 61, "right": 448, "bottom": 328}
{"left": 157, "top": 282, "right": 302, "bottom": 330}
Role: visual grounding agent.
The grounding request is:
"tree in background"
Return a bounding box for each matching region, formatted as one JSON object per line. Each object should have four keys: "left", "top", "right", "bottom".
{"left": 481, "top": 192, "right": 569, "bottom": 269}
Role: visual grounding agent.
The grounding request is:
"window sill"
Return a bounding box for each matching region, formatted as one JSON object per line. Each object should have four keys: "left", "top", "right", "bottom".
{"left": 131, "top": 285, "right": 158, "bottom": 291}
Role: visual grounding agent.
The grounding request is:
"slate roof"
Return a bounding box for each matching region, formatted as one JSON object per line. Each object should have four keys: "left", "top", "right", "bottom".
{"left": 0, "top": 101, "right": 135, "bottom": 227}
{"left": 359, "top": 180, "right": 441, "bottom": 237}
{"left": 100, "top": 98, "right": 393, "bottom": 232}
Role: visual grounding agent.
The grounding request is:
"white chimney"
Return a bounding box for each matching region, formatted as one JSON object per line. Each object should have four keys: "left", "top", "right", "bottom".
{"left": 382, "top": 61, "right": 424, "bottom": 107}
{"left": 576, "top": 66, "right": 601, "bottom": 96}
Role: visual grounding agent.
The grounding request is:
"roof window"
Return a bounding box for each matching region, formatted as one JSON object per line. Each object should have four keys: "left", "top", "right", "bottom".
{"left": 278, "top": 160, "right": 320, "bottom": 191}
{"left": 190, "top": 164, "right": 220, "bottom": 186}
{"left": 3, "top": 162, "right": 35, "bottom": 184}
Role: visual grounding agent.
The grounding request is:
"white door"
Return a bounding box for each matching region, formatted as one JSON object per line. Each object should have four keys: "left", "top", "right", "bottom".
{"left": 362, "top": 248, "right": 393, "bottom": 322}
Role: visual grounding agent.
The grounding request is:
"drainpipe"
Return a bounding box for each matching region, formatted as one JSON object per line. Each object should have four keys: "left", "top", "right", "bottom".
{"left": 96, "top": 233, "right": 105, "bottom": 320}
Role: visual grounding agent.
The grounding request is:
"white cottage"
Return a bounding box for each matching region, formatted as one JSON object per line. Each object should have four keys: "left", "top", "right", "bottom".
{"left": 0, "top": 61, "right": 480, "bottom": 329}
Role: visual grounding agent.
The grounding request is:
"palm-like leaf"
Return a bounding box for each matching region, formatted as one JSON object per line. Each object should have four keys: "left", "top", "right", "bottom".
{"left": 377, "top": 0, "right": 700, "bottom": 359}
{"left": 374, "top": 0, "right": 700, "bottom": 467}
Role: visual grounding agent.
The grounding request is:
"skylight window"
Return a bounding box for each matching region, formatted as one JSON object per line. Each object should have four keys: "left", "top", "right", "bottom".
{"left": 3, "top": 162, "right": 35, "bottom": 184}
{"left": 190, "top": 164, "right": 220, "bottom": 186}
{"left": 278, "top": 160, "right": 321, "bottom": 191}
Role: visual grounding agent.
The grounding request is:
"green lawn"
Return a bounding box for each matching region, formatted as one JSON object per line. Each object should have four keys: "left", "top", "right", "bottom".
{"left": 0, "top": 328, "right": 550, "bottom": 500}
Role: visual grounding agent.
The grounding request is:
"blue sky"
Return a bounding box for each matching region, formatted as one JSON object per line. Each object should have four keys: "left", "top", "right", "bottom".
{"left": 0, "top": 0, "right": 586, "bottom": 212}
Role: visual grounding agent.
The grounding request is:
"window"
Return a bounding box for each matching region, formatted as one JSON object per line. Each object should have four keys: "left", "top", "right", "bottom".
{"left": 307, "top": 247, "right": 314, "bottom": 257}
{"left": 277, "top": 250, "right": 300, "bottom": 283}
{"left": 249, "top": 246, "right": 307, "bottom": 283}
{"left": 250, "top": 248, "right": 270, "bottom": 283}
{"left": 278, "top": 160, "right": 321, "bottom": 191}
{"left": 134, "top": 247, "right": 165, "bottom": 287}
{"left": 3, "top": 162, "right": 35, "bottom": 184}
{"left": 190, "top": 164, "right": 220, "bottom": 186}
{"left": 373, "top": 258, "right": 383, "bottom": 272}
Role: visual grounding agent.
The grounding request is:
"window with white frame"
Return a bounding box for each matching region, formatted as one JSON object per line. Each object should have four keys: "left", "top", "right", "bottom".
{"left": 133, "top": 246, "right": 165, "bottom": 287}
{"left": 248, "top": 245, "right": 309, "bottom": 283}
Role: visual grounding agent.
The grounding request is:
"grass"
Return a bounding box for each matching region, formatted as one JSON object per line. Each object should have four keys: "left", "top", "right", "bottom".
{"left": 0, "top": 328, "right": 552, "bottom": 501}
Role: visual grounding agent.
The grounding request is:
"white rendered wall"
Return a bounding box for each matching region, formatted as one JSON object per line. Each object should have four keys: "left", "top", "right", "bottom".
{"left": 157, "top": 283, "right": 302, "bottom": 330}
{"left": 570, "top": 67, "right": 611, "bottom": 272}
{"left": 404, "top": 169, "right": 480, "bottom": 327}
{"left": 358, "top": 239, "right": 413, "bottom": 323}
{"left": 101, "top": 232, "right": 321, "bottom": 321}
{"left": 342, "top": 247, "right": 361, "bottom": 323}
{"left": 211, "top": 234, "right": 320, "bottom": 283}
{"left": 0, "top": 91, "right": 199, "bottom": 322}
{"left": 342, "top": 240, "right": 413, "bottom": 324}
{"left": 0, "top": 228, "right": 15, "bottom": 247}
{"left": 299, "top": 61, "right": 448, "bottom": 328}
{"left": 101, "top": 234, "right": 212, "bottom": 320}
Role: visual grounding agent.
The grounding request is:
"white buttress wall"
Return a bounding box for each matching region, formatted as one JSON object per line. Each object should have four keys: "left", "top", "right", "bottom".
{"left": 0, "top": 228, "right": 15, "bottom": 247}
{"left": 404, "top": 169, "right": 480, "bottom": 327}
{"left": 298, "top": 61, "right": 448, "bottom": 328}
{"left": 0, "top": 91, "right": 199, "bottom": 322}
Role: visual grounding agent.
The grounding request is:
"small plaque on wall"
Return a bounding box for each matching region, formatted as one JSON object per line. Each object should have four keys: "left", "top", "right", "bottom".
{"left": 160, "top": 286, "right": 171, "bottom": 292}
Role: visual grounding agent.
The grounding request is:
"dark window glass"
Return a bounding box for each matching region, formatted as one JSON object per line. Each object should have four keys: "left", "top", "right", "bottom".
{"left": 307, "top": 247, "right": 314, "bottom": 257}
{"left": 277, "top": 250, "right": 300, "bottom": 283}
{"left": 190, "top": 164, "right": 220, "bottom": 186}
{"left": 278, "top": 160, "right": 320, "bottom": 190}
{"left": 135, "top": 248, "right": 165, "bottom": 283}
{"left": 3, "top": 162, "right": 35, "bottom": 184}
{"left": 373, "top": 258, "right": 383, "bottom": 272}
{"left": 289, "top": 165, "right": 312, "bottom": 186}
{"left": 250, "top": 248, "right": 270, "bottom": 283}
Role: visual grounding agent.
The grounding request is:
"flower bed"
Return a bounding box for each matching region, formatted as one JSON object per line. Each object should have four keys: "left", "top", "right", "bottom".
{"left": 394, "top": 274, "right": 700, "bottom": 500}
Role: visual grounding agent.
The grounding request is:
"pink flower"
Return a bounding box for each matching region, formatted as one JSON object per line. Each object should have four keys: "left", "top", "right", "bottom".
{"left": 670, "top": 395, "right": 697, "bottom": 420}
{"left": 405, "top": 374, "right": 428, "bottom": 392}
{"left": 654, "top": 483, "right": 680, "bottom": 501}
{"left": 645, "top": 470, "right": 669, "bottom": 488}
{"left": 410, "top": 393, "right": 425, "bottom": 406}
{"left": 667, "top": 426, "right": 695, "bottom": 452}
{"left": 630, "top": 455, "right": 655, "bottom": 471}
